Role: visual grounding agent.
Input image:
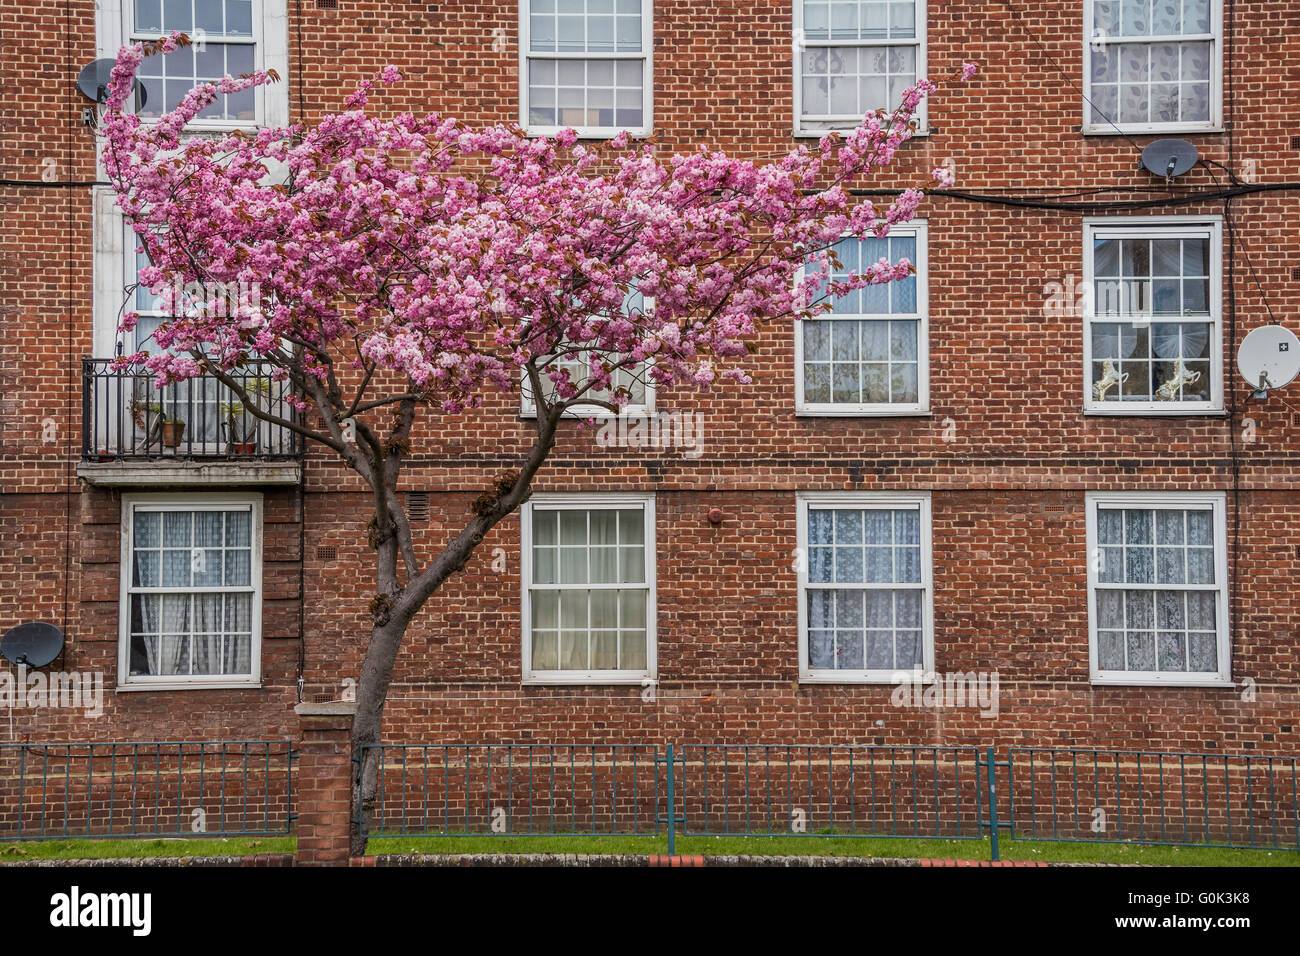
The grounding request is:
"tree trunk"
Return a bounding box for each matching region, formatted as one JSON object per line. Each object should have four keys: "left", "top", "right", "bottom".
{"left": 348, "top": 614, "right": 410, "bottom": 857}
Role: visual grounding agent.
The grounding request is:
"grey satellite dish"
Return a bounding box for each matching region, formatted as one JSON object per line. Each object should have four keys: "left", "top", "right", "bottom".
{"left": 1238, "top": 324, "right": 1300, "bottom": 399}
{"left": 76, "top": 58, "right": 147, "bottom": 108}
{"left": 1141, "top": 139, "right": 1198, "bottom": 179}
{"left": 0, "top": 622, "right": 65, "bottom": 668}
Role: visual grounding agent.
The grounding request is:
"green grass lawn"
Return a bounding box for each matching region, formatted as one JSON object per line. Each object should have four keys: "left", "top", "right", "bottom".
{"left": 0, "top": 836, "right": 294, "bottom": 861}
{"left": 4, "top": 833, "right": 1296, "bottom": 866}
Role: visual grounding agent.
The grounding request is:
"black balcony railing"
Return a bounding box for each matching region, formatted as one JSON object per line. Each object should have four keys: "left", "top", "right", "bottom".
{"left": 82, "top": 358, "right": 302, "bottom": 461}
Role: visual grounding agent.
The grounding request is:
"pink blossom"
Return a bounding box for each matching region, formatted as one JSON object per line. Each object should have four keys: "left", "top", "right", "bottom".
{"left": 99, "top": 43, "right": 952, "bottom": 414}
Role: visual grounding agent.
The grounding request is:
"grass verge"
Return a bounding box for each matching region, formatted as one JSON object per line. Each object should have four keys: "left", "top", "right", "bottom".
{"left": 2, "top": 834, "right": 1296, "bottom": 866}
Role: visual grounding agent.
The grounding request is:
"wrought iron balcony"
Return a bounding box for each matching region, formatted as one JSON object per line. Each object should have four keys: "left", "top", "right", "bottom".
{"left": 81, "top": 358, "right": 302, "bottom": 463}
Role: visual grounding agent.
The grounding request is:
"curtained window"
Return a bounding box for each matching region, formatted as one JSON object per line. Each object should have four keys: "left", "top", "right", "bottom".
{"left": 522, "top": 0, "right": 653, "bottom": 137}
{"left": 798, "top": 492, "right": 933, "bottom": 682}
{"left": 122, "top": 496, "right": 262, "bottom": 686}
{"left": 1088, "top": 493, "right": 1229, "bottom": 684}
{"left": 523, "top": 496, "right": 655, "bottom": 682}
{"left": 1085, "top": 0, "right": 1220, "bottom": 133}
{"left": 797, "top": 224, "right": 928, "bottom": 414}
{"left": 795, "top": 0, "right": 926, "bottom": 135}
{"left": 1084, "top": 219, "right": 1221, "bottom": 413}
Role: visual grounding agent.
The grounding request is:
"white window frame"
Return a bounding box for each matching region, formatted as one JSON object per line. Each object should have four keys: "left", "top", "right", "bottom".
{"left": 520, "top": 493, "right": 656, "bottom": 685}
{"left": 118, "top": 492, "right": 264, "bottom": 691}
{"left": 1082, "top": 0, "right": 1223, "bottom": 135}
{"left": 796, "top": 491, "right": 934, "bottom": 684}
{"left": 793, "top": 0, "right": 928, "bottom": 137}
{"left": 1082, "top": 215, "right": 1223, "bottom": 415}
{"left": 519, "top": 0, "right": 654, "bottom": 139}
{"left": 1085, "top": 491, "right": 1230, "bottom": 687}
{"left": 96, "top": 0, "right": 290, "bottom": 133}
{"left": 794, "top": 221, "right": 929, "bottom": 416}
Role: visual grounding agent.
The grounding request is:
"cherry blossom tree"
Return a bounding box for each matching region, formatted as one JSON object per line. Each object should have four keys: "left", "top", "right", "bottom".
{"left": 101, "top": 33, "right": 971, "bottom": 852}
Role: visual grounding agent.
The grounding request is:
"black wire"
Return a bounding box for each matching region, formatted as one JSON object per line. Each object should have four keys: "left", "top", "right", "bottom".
{"left": 0, "top": 179, "right": 107, "bottom": 187}
{"left": 1226, "top": 195, "right": 1240, "bottom": 674}
{"left": 61, "top": 0, "right": 74, "bottom": 669}
{"left": 854, "top": 181, "right": 1300, "bottom": 212}
{"left": 1225, "top": 0, "right": 1240, "bottom": 672}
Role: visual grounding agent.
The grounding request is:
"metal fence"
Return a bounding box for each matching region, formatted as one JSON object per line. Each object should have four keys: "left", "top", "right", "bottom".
{"left": 669, "top": 744, "right": 983, "bottom": 840}
{"left": 82, "top": 358, "right": 301, "bottom": 460}
{"left": 0, "top": 741, "right": 295, "bottom": 841}
{"left": 4, "top": 740, "right": 1295, "bottom": 857}
{"left": 1006, "top": 748, "right": 1300, "bottom": 850}
{"left": 360, "top": 743, "right": 1300, "bottom": 858}
{"left": 363, "top": 744, "right": 660, "bottom": 837}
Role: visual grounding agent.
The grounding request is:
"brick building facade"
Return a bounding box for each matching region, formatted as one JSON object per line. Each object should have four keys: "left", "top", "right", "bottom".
{"left": 1, "top": 0, "right": 1298, "bottom": 758}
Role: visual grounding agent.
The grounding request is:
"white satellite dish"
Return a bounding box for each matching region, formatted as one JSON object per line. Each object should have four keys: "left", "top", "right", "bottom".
{"left": 1238, "top": 324, "right": 1300, "bottom": 398}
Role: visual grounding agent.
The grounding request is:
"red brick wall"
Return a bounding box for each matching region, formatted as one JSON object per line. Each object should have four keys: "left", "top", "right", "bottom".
{"left": 0, "top": 2, "right": 1298, "bottom": 759}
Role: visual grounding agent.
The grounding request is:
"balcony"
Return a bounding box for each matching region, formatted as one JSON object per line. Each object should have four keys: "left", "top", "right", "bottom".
{"left": 79, "top": 358, "right": 303, "bottom": 486}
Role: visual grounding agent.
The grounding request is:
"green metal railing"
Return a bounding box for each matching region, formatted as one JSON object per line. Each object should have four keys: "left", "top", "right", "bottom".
{"left": 358, "top": 743, "right": 1299, "bottom": 858}
{"left": 360, "top": 743, "right": 660, "bottom": 838}
{"left": 358, "top": 742, "right": 984, "bottom": 852}
{"left": 668, "top": 744, "right": 983, "bottom": 842}
{"left": 1007, "top": 747, "right": 1300, "bottom": 851}
{"left": 0, "top": 741, "right": 296, "bottom": 840}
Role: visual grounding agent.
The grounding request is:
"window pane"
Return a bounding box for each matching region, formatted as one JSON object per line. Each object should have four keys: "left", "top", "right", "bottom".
{"left": 620, "top": 632, "right": 647, "bottom": 669}
{"left": 135, "top": 0, "right": 162, "bottom": 32}
{"left": 1188, "top": 632, "right": 1217, "bottom": 671}
{"left": 533, "top": 591, "right": 559, "bottom": 629}
{"left": 532, "top": 631, "right": 559, "bottom": 670}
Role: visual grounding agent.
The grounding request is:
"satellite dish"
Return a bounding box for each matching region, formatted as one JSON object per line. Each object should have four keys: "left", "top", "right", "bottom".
{"left": 76, "top": 58, "right": 147, "bottom": 108}
{"left": 1140, "top": 139, "right": 1198, "bottom": 179}
{"left": 0, "top": 622, "right": 65, "bottom": 669}
{"left": 1238, "top": 324, "right": 1300, "bottom": 399}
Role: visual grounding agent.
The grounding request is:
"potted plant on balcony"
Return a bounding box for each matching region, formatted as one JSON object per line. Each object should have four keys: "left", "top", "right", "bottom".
{"left": 128, "top": 396, "right": 164, "bottom": 448}
{"left": 159, "top": 414, "right": 186, "bottom": 448}
{"left": 220, "top": 376, "right": 270, "bottom": 454}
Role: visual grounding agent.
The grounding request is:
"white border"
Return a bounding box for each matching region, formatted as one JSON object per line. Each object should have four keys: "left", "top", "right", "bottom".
{"left": 520, "top": 492, "right": 657, "bottom": 685}
{"left": 1082, "top": 214, "right": 1224, "bottom": 415}
{"left": 1084, "top": 491, "right": 1231, "bottom": 687}
{"left": 796, "top": 491, "right": 935, "bottom": 684}
{"left": 519, "top": 0, "right": 654, "bottom": 138}
{"left": 118, "top": 492, "right": 264, "bottom": 691}
{"left": 794, "top": 221, "right": 930, "bottom": 416}
{"left": 792, "top": 0, "right": 928, "bottom": 137}
{"left": 1081, "top": 0, "right": 1223, "bottom": 135}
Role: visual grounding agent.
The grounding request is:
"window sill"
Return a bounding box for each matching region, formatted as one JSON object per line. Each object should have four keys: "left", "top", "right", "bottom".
{"left": 1081, "top": 125, "right": 1223, "bottom": 136}
{"left": 522, "top": 673, "right": 652, "bottom": 686}
{"left": 520, "top": 405, "right": 654, "bottom": 421}
{"left": 794, "top": 127, "right": 930, "bottom": 139}
{"left": 523, "top": 127, "right": 653, "bottom": 141}
{"left": 116, "top": 681, "right": 263, "bottom": 692}
{"left": 799, "top": 671, "right": 931, "bottom": 685}
{"left": 797, "top": 407, "right": 931, "bottom": 418}
{"left": 1090, "top": 676, "right": 1233, "bottom": 689}
{"left": 1083, "top": 407, "right": 1226, "bottom": 417}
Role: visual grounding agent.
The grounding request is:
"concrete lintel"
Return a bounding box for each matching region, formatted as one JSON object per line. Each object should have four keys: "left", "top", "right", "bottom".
{"left": 78, "top": 460, "right": 302, "bottom": 486}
